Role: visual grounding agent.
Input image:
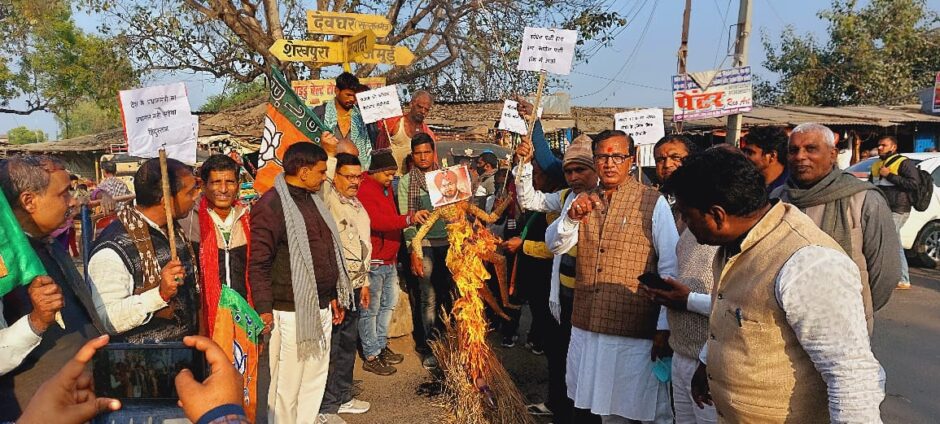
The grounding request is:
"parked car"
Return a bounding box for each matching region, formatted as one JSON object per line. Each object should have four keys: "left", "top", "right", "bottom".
{"left": 846, "top": 153, "right": 940, "bottom": 267}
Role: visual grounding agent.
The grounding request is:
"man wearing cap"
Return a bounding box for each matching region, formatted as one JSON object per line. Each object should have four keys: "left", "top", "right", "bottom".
{"left": 358, "top": 149, "right": 430, "bottom": 375}
{"left": 514, "top": 134, "right": 600, "bottom": 422}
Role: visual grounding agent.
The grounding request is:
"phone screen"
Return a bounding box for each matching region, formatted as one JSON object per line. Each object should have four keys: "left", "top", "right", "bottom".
{"left": 92, "top": 343, "right": 207, "bottom": 400}
{"left": 638, "top": 272, "right": 672, "bottom": 291}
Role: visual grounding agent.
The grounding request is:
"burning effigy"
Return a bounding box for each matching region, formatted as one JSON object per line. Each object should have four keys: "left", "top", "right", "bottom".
{"left": 412, "top": 199, "right": 535, "bottom": 423}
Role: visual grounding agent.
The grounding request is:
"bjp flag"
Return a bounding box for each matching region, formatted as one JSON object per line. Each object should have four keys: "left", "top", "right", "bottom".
{"left": 254, "top": 67, "right": 330, "bottom": 193}
{"left": 212, "top": 286, "right": 265, "bottom": 421}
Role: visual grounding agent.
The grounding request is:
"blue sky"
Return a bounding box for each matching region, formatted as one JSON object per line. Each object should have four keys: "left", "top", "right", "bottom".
{"left": 3, "top": 0, "right": 938, "bottom": 138}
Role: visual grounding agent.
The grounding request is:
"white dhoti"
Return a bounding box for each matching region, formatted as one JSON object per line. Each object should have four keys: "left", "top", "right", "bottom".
{"left": 567, "top": 327, "right": 672, "bottom": 423}
{"left": 268, "top": 308, "right": 333, "bottom": 424}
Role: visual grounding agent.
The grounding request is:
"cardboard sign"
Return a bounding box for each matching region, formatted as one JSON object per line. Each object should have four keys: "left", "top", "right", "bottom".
{"left": 356, "top": 84, "right": 403, "bottom": 124}
{"left": 426, "top": 165, "right": 473, "bottom": 208}
{"left": 497, "top": 100, "right": 543, "bottom": 135}
{"left": 292, "top": 77, "right": 386, "bottom": 107}
{"left": 118, "top": 82, "right": 198, "bottom": 164}
{"left": 672, "top": 66, "right": 753, "bottom": 122}
{"left": 517, "top": 27, "right": 578, "bottom": 75}
{"left": 614, "top": 108, "right": 665, "bottom": 146}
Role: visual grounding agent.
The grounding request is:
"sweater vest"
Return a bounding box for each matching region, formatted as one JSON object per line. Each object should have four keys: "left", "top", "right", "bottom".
{"left": 708, "top": 202, "right": 840, "bottom": 423}
{"left": 667, "top": 228, "right": 717, "bottom": 359}
{"left": 572, "top": 179, "right": 661, "bottom": 339}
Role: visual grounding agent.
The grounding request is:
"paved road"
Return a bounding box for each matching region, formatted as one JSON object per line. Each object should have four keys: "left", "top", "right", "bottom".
{"left": 876, "top": 266, "right": 940, "bottom": 423}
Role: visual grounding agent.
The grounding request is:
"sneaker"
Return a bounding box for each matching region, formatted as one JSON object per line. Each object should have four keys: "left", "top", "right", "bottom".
{"left": 501, "top": 335, "right": 518, "bottom": 348}
{"left": 317, "top": 414, "right": 347, "bottom": 424}
{"left": 525, "top": 341, "right": 544, "bottom": 355}
{"left": 897, "top": 281, "right": 912, "bottom": 290}
{"left": 362, "top": 356, "right": 397, "bottom": 376}
{"left": 380, "top": 347, "right": 404, "bottom": 364}
{"left": 338, "top": 398, "right": 371, "bottom": 414}
{"left": 422, "top": 354, "right": 439, "bottom": 369}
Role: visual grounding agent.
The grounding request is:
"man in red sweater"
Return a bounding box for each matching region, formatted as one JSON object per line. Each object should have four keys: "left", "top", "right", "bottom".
{"left": 357, "top": 149, "right": 430, "bottom": 374}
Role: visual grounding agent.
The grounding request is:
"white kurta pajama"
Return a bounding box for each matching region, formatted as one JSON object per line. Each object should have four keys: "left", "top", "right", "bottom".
{"left": 546, "top": 196, "right": 678, "bottom": 423}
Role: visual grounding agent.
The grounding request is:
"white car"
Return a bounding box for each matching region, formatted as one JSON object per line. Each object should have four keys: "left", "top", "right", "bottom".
{"left": 847, "top": 153, "right": 940, "bottom": 267}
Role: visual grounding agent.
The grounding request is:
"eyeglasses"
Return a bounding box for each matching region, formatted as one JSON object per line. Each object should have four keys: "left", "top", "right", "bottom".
{"left": 654, "top": 154, "right": 687, "bottom": 164}
{"left": 594, "top": 154, "right": 631, "bottom": 165}
{"left": 336, "top": 172, "right": 363, "bottom": 182}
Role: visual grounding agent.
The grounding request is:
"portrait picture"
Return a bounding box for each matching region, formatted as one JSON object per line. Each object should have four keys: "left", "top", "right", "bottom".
{"left": 426, "top": 164, "right": 473, "bottom": 208}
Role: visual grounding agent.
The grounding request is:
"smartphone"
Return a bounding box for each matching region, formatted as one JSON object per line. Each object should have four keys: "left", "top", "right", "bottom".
{"left": 92, "top": 342, "right": 207, "bottom": 400}
{"left": 638, "top": 272, "right": 672, "bottom": 291}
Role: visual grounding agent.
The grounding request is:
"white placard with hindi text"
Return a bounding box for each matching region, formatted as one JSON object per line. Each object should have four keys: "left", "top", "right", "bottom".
{"left": 498, "top": 100, "right": 543, "bottom": 135}
{"left": 517, "top": 27, "right": 578, "bottom": 75}
{"left": 614, "top": 108, "right": 665, "bottom": 146}
{"left": 356, "top": 84, "right": 403, "bottom": 124}
{"left": 119, "top": 82, "right": 198, "bottom": 164}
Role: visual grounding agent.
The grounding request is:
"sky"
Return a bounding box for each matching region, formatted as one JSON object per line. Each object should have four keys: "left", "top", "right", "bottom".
{"left": 2, "top": 0, "right": 938, "bottom": 139}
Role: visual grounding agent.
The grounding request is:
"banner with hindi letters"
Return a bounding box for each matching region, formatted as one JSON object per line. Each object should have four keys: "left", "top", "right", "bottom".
{"left": 118, "top": 82, "right": 198, "bottom": 164}
{"left": 291, "top": 77, "right": 386, "bottom": 107}
{"left": 517, "top": 27, "right": 578, "bottom": 75}
{"left": 614, "top": 108, "right": 665, "bottom": 146}
{"left": 672, "top": 66, "right": 752, "bottom": 122}
{"left": 356, "top": 84, "right": 402, "bottom": 124}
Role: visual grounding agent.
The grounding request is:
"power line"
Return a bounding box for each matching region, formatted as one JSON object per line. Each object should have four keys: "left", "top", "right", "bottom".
{"left": 571, "top": 70, "right": 670, "bottom": 92}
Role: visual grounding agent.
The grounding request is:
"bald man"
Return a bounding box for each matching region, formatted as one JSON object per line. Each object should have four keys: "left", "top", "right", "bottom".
{"left": 377, "top": 91, "right": 437, "bottom": 175}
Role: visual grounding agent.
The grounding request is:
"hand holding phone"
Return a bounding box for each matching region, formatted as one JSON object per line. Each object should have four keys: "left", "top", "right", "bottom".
{"left": 176, "top": 336, "right": 244, "bottom": 423}
{"left": 638, "top": 272, "right": 673, "bottom": 291}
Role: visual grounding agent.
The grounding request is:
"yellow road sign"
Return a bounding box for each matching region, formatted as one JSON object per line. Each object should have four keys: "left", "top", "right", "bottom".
{"left": 355, "top": 45, "right": 415, "bottom": 66}
{"left": 306, "top": 11, "right": 392, "bottom": 37}
{"left": 346, "top": 30, "right": 376, "bottom": 62}
{"left": 270, "top": 39, "right": 344, "bottom": 62}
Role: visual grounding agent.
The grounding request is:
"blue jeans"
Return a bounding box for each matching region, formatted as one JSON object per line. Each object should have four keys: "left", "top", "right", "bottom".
{"left": 894, "top": 212, "right": 910, "bottom": 283}
{"left": 418, "top": 245, "right": 453, "bottom": 343}
{"left": 359, "top": 264, "right": 401, "bottom": 358}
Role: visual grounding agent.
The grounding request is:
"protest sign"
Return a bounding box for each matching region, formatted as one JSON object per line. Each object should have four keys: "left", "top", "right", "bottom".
{"left": 356, "top": 85, "right": 403, "bottom": 124}
{"left": 614, "top": 108, "right": 665, "bottom": 146}
{"left": 292, "top": 77, "right": 386, "bottom": 107}
{"left": 118, "top": 82, "right": 198, "bottom": 164}
{"left": 498, "top": 100, "right": 543, "bottom": 135}
{"left": 517, "top": 27, "right": 578, "bottom": 75}
{"left": 672, "top": 66, "right": 752, "bottom": 122}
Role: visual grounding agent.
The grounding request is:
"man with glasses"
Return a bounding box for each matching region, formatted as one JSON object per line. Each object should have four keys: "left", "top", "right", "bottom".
{"left": 547, "top": 130, "right": 679, "bottom": 424}
{"left": 320, "top": 152, "right": 373, "bottom": 423}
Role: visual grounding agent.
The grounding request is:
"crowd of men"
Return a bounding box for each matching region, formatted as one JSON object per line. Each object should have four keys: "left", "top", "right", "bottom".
{"left": 0, "top": 70, "right": 917, "bottom": 424}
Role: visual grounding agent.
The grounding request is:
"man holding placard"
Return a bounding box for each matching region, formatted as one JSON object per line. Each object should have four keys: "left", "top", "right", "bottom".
{"left": 313, "top": 72, "right": 375, "bottom": 168}
{"left": 376, "top": 90, "right": 436, "bottom": 175}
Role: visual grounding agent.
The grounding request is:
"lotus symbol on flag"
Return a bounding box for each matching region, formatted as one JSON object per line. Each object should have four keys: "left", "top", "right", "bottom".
{"left": 259, "top": 115, "right": 283, "bottom": 168}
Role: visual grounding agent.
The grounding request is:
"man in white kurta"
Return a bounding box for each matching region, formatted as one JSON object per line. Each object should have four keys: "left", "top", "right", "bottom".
{"left": 546, "top": 130, "right": 677, "bottom": 424}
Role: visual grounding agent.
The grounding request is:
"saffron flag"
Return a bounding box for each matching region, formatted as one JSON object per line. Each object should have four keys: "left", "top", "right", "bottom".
{"left": 212, "top": 286, "right": 265, "bottom": 421}
{"left": 254, "top": 67, "right": 331, "bottom": 193}
{"left": 0, "top": 191, "right": 46, "bottom": 296}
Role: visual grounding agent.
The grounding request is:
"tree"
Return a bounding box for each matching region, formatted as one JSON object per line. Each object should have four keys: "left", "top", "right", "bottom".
{"left": 200, "top": 77, "right": 267, "bottom": 113}
{"left": 55, "top": 98, "right": 122, "bottom": 139}
{"left": 0, "top": 0, "right": 139, "bottom": 115}
{"left": 757, "top": 0, "right": 940, "bottom": 106}
{"left": 77, "top": 0, "right": 625, "bottom": 101}
{"left": 7, "top": 126, "right": 47, "bottom": 144}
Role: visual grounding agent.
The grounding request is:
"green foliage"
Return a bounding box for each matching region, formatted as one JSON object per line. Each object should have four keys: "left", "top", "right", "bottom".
{"left": 758, "top": 0, "right": 940, "bottom": 106}
{"left": 0, "top": 0, "right": 139, "bottom": 115}
{"left": 200, "top": 78, "right": 267, "bottom": 113}
{"left": 55, "top": 98, "right": 121, "bottom": 139}
{"left": 7, "top": 125, "right": 47, "bottom": 144}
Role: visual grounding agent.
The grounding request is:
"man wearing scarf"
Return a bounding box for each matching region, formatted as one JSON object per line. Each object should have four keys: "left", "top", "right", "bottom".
{"left": 772, "top": 123, "right": 900, "bottom": 325}
{"left": 249, "top": 141, "right": 354, "bottom": 424}
{"left": 397, "top": 133, "right": 450, "bottom": 367}
{"left": 313, "top": 72, "right": 374, "bottom": 169}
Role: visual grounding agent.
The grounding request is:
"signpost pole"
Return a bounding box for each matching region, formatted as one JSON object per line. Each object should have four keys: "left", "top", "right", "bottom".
{"left": 159, "top": 148, "right": 178, "bottom": 260}
{"left": 724, "top": 0, "right": 752, "bottom": 147}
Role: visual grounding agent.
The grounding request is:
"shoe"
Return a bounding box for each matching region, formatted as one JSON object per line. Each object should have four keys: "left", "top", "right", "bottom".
{"left": 422, "top": 354, "right": 439, "bottom": 369}
{"left": 380, "top": 347, "right": 404, "bottom": 364}
{"left": 362, "top": 356, "right": 397, "bottom": 376}
{"left": 317, "top": 414, "right": 347, "bottom": 424}
{"left": 501, "top": 335, "right": 518, "bottom": 348}
{"left": 525, "top": 341, "right": 544, "bottom": 355}
{"left": 897, "top": 281, "right": 912, "bottom": 290}
{"left": 338, "top": 398, "right": 371, "bottom": 414}
{"left": 415, "top": 343, "right": 432, "bottom": 356}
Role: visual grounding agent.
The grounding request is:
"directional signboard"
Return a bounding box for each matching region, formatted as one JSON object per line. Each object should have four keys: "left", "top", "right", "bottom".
{"left": 270, "top": 39, "right": 343, "bottom": 62}
{"left": 306, "top": 10, "right": 392, "bottom": 37}
{"left": 346, "top": 30, "right": 376, "bottom": 62}
{"left": 356, "top": 45, "right": 415, "bottom": 66}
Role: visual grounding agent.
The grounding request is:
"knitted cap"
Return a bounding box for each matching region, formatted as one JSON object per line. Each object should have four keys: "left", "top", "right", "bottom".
{"left": 563, "top": 134, "right": 595, "bottom": 171}
{"left": 369, "top": 148, "right": 397, "bottom": 172}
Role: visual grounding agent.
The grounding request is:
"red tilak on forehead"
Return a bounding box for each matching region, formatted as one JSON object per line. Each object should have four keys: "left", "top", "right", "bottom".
{"left": 605, "top": 146, "right": 613, "bottom": 153}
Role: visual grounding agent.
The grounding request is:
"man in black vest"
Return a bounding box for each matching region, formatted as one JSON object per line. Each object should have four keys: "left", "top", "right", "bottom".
{"left": 88, "top": 158, "right": 200, "bottom": 343}
{"left": 0, "top": 155, "right": 104, "bottom": 421}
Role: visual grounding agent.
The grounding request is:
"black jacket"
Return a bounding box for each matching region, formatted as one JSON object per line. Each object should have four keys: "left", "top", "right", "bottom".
{"left": 879, "top": 156, "right": 920, "bottom": 213}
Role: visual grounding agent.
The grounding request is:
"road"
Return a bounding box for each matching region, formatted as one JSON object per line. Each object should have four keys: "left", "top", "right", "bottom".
{"left": 344, "top": 266, "right": 940, "bottom": 423}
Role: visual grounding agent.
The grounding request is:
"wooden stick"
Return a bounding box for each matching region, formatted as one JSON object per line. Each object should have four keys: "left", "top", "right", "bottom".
{"left": 526, "top": 70, "right": 547, "bottom": 135}
{"left": 159, "top": 149, "right": 178, "bottom": 260}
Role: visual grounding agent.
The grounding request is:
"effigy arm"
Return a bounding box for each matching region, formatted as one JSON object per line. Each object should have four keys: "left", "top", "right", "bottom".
{"left": 410, "top": 209, "right": 443, "bottom": 261}
{"left": 468, "top": 197, "right": 512, "bottom": 224}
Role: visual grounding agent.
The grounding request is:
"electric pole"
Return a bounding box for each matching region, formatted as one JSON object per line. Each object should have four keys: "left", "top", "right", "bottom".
{"left": 725, "top": 0, "right": 752, "bottom": 146}
{"left": 676, "top": 0, "right": 692, "bottom": 134}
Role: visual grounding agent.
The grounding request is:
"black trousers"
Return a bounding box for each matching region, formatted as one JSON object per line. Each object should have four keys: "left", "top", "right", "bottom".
{"left": 500, "top": 255, "right": 553, "bottom": 350}
{"left": 546, "top": 285, "right": 575, "bottom": 422}
{"left": 320, "top": 288, "right": 362, "bottom": 413}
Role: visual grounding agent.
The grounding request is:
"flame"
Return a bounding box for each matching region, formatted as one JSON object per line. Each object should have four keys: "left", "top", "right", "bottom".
{"left": 442, "top": 203, "right": 501, "bottom": 384}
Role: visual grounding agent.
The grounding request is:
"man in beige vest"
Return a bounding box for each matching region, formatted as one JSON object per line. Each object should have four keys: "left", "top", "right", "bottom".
{"left": 666, "top": 147, "right": 884, "bottom": 423}
{"left": 547, "top": 130, "right": 678, "bottom": 423}
{"left": 772, "top": 123, "right": 899, "bottom": 317}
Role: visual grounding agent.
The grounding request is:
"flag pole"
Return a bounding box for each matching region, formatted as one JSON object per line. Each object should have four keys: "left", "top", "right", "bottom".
{"left": 159, "top": 148, "right": 178, "bottom": 260}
